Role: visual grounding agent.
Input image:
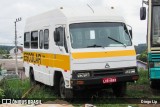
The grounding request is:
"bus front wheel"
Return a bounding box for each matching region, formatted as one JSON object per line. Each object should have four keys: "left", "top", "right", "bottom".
{"left": 112, "top": 82, "right": 127, "bottom": 97}
{"left": 59, "top": 77, "right": 73, "bottom": 99}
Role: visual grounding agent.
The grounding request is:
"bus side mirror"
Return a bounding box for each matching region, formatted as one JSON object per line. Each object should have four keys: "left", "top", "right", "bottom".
{"left": 140, "top": 7, "right": 146, "bottom": 20}
{"left": 54, "top": 29, "right": 60, "bottom": 42}
{"left": 129, "top": 30, "right": 132, "bottom": 39}
{"left": 126, "top": 24, "right": 132, "bottom": 39}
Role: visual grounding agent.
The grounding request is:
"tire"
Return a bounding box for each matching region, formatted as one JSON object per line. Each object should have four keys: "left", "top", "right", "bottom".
{"left": 29, "top": 69, "right": 36, "bottom": 86}
{"left": 112, "top": 82, "right": 127, "bottom": 97}
{"left": 150, "top": 80, "right": 159, "bottom": 89}
{"left": 59, "top": 77, "right": 73, "bottom": 99}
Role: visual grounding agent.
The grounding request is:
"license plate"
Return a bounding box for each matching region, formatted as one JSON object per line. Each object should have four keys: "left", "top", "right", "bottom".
{"left": 102, "top": 77, "right": 117, "bottom": 84}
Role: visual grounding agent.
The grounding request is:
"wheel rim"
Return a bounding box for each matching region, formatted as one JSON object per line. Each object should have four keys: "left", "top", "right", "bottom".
{"left": 60, "top": 78, "right": 65, "bottom": 98}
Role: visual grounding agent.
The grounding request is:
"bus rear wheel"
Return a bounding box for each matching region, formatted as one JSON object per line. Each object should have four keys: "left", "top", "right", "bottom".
{"left": 59, "top": 77, "right": 73, "bottom": 99}
{"left": 150, "top": 80, "right": 159, "bottom": 89}
{"left": 29, "top": 69, "right": 36, "bottom": 86}
{"left": 112, "top": 82, "right": 127, "bottom": 97}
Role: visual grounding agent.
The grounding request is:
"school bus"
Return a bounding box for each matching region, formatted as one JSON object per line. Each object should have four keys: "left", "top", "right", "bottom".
{"left": 23, "top": 6, "right": 139, "bottom": 98}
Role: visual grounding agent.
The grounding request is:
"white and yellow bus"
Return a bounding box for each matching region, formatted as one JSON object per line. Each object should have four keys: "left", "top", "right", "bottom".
{"left": 23, "top": 6, "right": 139, "bottom": 98}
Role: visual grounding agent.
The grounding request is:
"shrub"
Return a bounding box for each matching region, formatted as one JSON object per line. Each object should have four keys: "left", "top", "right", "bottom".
{"left": 0, "top": 78, "right": 30, "bottom": 98}
{"left": 0, "top": 88, "right": 4, "bottom": 98}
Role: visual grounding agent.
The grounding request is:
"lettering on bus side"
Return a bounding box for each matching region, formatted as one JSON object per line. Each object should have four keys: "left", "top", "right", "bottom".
{"left": 24, "top": 52, "right": 42, "bottom": 64}
{"left": 35, "top": 53, "right": 41, "bottom": 64}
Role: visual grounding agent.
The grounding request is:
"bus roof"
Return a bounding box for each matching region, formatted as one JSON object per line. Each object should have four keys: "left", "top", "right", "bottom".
{"left": 25, "top": 6, "right": 125, "bottom": 31}
{"left": 27, "top": 6, "right": 125, "bottom": 22}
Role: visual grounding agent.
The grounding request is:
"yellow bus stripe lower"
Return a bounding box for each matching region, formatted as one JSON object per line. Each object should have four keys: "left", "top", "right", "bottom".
{"left": 23, "top": 52, "right": 70, "bottom": 71}
{"left": 71, "top": 50, "right": 136, "bottom": 59}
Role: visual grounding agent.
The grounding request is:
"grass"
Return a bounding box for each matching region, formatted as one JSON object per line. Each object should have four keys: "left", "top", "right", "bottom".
{"left": 96, "top": 104, "right": 139, "bottom": 107}
{"left": 23, "top": 70, "right": 155, "bottom": 107}
{"left": 27, "top": 83, "right": 57, "bottom": 98}
{"left": 127, "top": 69, "right": 150, "bottom": 98}
{"left": 1, "top": 70, "right": 160, "bottom": 106}
{"left": 0, "top": 78, "right": 30, "bottom": 98}
{"left": 127, "top": 69, "right": 160, "bottom": 98}
{"left": 136, "top": 69, "right": 149, "bottom": 85}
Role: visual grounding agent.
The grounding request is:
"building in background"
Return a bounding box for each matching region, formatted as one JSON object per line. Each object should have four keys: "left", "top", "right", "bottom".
{"left": 9, "top": 46, "right": 23, "bottom": 59}
{"left": 137, "top": 60, "right": 147, "bottom": 70}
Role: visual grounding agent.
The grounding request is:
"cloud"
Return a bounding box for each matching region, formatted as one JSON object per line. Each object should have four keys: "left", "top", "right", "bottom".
{"left": 106, "top": 0, "right": 147, "bottom": 44}
{"left": 0, "top": 0, "right": 147, "bottom": 46}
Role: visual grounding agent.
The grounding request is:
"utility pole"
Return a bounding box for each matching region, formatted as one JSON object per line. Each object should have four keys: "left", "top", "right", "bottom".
{"left": 14, "top": 17, "right": 22, "bottom": 75}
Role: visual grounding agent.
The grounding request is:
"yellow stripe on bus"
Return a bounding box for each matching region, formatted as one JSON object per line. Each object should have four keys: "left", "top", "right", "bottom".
{"left": 23, "top": 52, "right": 70, "bottom": 71}
{"left": 71, "top": 50, "right": 136, "bottom": 59}
{"left": 23, "top": 50, "right": 136, "bottom": 70}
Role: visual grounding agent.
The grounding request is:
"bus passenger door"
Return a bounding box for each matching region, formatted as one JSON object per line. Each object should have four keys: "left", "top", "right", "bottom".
{"left": 54, "top": 25, "right": 68, "bottom": 54}
{"left": 54, "top": 25, "right": 69, "bottom": 72}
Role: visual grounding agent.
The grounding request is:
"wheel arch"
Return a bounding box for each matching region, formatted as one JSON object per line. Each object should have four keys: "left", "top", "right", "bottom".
{"left": 54, "top": 70, "right": 63, "bottom": 85}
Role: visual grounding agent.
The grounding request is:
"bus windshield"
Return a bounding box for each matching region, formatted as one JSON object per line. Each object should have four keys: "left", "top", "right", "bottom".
{"left": 151, "top": 6, "right": 160, "bottom": 47}
{"left": 69, "top": 22, "right": 132, "bottom": 49}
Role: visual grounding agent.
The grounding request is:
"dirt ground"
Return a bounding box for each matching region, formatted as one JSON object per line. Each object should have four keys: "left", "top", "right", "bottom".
{"left": 139, "top": 104, "right": 160, "bottom": 107}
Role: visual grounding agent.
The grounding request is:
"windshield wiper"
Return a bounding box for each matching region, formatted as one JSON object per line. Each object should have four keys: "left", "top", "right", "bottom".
{"left": 87, "top": 44, "right": 104, "bottom": 48}
{"left": 108, "top": 36, "right": 126, "bottom": 47}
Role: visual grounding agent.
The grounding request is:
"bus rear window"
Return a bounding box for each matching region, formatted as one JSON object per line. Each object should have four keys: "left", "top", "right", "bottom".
{"left": 24, "top": 32, "right": 30, "bottom": 48}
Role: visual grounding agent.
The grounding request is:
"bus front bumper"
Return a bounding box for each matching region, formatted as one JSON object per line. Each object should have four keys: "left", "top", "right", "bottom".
{"left": 71, "top": 74, "right": 139, "bottom": 86}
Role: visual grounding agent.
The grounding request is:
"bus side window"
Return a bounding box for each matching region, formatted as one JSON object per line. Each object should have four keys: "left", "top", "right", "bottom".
{"left": 44, "top": 29, "right": 49, "bottom": 49}
{"left": 39, "top": 30, "right": 44, "bottom": 49}
{"left": 24, "top": 32, "right": 30, "bottom": 48}
{"left": 31, "top": 31, "right": 38, "bottom": 49}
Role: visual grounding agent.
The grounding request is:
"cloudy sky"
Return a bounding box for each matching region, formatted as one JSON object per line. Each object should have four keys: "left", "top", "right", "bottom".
{"left": 0, "top": 0, "right": 147, "bottom": 46}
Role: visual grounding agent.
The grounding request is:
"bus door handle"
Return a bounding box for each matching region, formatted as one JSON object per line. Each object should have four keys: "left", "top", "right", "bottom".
{"left": 60, "top": 48, "right": 63, "bottom": 52}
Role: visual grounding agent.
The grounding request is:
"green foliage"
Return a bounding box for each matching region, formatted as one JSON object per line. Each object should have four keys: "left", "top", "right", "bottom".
{"left": 135, "top": 44, "right": 147, "bottom": 54}
{"left": 2, "top": 54, "right": 11, "bottom": 59}
{"left": 0, "top": 49, "right": 7, "bottom": 55}
{"left": 0, "top": 45, "right": 14, "bottom": 54}
{"left": 136, "top": 69, "right": 149, "bottom": 85}
{"left": 28, "top": 84, "right": 57, "bottom": 98}
{"left": 0, "top": 45, "right": 14, "bottom": 57}
{"left": 137, "top": 50, "right": 147, "bottom": 62}
{"left": 0, "top": 79, "right": 30, "bottom": 98}
{"left": 0, "top": 88, "right": 4, "bottom": 98}
{"left": 127, "top": 70, "right": 160, "bottom": 98}
{"left": 0, "top": 64, "right": 2, "bottom": 71}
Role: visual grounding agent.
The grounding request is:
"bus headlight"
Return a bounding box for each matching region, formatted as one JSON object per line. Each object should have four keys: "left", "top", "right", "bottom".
{"left": 125, "top": 69, "right": 136, "bottom": 74}
{"left": 77, "top": 72, "right": 90, "bottom": 78}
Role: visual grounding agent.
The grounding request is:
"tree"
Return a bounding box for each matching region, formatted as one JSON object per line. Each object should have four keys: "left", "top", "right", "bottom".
{"left": 137, "top": 50, "right": 147, "bottom": 62}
